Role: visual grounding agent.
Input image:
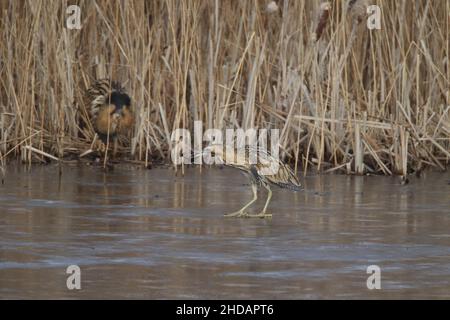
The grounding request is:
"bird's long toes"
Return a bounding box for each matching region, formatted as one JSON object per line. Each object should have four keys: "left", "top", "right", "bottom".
{"left": 224, "top": 211, "right": 248, "bottom": 218}
{"left": 224, "top": 212, "right": 239, "bottom": 218}
{"left": 249, "top": 212, "right": 272, "bottom": 219}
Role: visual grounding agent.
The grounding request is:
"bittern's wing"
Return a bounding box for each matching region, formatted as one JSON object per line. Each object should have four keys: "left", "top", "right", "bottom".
{"left": 254, "top": 147, "right": 302, "bottom": 191}
{"left": 85, "top": 79, "right": 124, "bottom": 120}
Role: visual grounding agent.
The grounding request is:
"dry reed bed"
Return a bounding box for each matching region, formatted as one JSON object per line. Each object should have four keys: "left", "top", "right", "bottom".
{"left": 0, "top": 0, "right": 448, "bottom": 176}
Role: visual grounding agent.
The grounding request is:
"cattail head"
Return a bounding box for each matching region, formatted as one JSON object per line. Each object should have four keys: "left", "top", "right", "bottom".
{"left": 347, "top": 0, "right": 368, "bottom": 25}
{"left": 312, "top": 2, "right": 331, "bottom": 42}
{"left": 266, "top": 1, "right": 279, "bottom": 14}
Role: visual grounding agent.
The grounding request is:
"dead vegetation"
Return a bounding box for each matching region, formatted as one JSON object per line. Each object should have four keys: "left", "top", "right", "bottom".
{"left": 0, "top": 0, "right": 448, "bottom": 176}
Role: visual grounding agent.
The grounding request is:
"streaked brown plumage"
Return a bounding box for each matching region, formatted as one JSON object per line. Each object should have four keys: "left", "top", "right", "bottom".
{"left": 83, "top": 79, "right": 134, "bottom": 157}
{"left": 204, "top": 144, "right": 302, "bottom": 218}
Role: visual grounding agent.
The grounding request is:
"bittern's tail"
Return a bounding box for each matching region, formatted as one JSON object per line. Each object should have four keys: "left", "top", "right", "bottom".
{"left": 285, "top": 165, "right": 303, "bottom": 191}
{"left": 276, "top": 182, "right": 303, "bottom": 192}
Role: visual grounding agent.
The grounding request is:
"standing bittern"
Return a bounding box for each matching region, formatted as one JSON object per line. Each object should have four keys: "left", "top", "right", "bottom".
{"left": 203, "top": 144, "right": 302, "bottom": 218}
{"left": 81, "top": 79, "right": 134, "bottom": 159}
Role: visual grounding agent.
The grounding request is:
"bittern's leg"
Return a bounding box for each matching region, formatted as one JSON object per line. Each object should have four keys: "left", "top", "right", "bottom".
{"left": 96, "top": 139, "right": 107, "bottom": 154}
{"left": 248, "top": 184, "right": 272, "bottom": 218}
{"left": 261, "top": 185, "right": 272, "bottom": 214}
{"left": 224, "top": 183, "right": 258, "bottom": 218}
{"left": 93, "top": 139, "right": 107, "bottom": 164}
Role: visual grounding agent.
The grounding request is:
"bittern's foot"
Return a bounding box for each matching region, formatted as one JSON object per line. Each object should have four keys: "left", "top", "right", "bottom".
{"left": 247, "top": 212, "right": 272, "bottom": 219}
{"left": 224, "top": 211, "right": 249, "bottom": 218}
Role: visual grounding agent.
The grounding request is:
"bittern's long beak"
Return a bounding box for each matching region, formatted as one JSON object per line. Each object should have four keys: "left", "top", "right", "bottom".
{"left": 191, "top": 150, "right": 204, "bottom": 163}
{"left": 191, "top": 148, "right": 214, "bottom": 163}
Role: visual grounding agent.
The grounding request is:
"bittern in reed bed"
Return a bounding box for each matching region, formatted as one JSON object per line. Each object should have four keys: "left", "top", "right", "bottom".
{"left": 79, "top": 79, "right": 134, "bottom": 160}
{"left": 202, "top": 144, "right": 302, "bottom": 218}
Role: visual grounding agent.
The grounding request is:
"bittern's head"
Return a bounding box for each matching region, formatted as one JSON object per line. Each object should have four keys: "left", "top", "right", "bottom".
{"left": 192, "top": 143, "right": 224, "bottom": 164}
{"left": 202, "top": 143, "right": 262, "bottom": 167}
{"left": 203, "top": 143, "right": 225, "bottom": 160}
{"left": 108, "top": 91, "right": 131, "bottom": 115}
{"left": 202, "top": 143, "right": 244, "bottom": 165}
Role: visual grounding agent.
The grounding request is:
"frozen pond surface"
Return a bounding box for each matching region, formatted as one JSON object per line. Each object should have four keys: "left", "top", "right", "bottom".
{"left": 0, "top": 164, "right": 449, "bottom": 299}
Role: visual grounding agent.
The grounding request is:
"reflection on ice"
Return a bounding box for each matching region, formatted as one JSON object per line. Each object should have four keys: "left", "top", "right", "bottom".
{"left": 0, "top": 165, "right": 449, "bottom": 299}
